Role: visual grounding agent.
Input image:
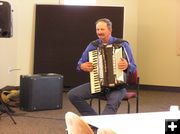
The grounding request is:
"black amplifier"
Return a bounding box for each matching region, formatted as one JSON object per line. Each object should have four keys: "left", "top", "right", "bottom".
{"left": 19, "top": 74, "right": 63, "bottom": 111}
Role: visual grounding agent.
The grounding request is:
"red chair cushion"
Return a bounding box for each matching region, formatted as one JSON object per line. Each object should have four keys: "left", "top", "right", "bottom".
{"left": 123, "top": 92, "right": 137, "bottom": 100}
{"left": 127, "top": 70, "right": 138, "bottom": 85}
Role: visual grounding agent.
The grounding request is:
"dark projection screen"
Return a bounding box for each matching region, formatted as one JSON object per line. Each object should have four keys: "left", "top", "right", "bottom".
{"left": 34, "top": 5, "right": 124, "bottom": 87}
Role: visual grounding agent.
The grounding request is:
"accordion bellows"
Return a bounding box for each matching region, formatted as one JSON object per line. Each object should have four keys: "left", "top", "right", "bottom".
{"left": 89, "top": 44, "right": 126, "bottom": 94}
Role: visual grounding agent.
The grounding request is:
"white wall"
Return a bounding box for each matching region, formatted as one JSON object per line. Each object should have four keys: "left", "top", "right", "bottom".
{"left": 138, "top": 0, "right": 180, "bottom": 86}
{"left": 177, "top": 0, "right": 180, "bottom": 56}
{"left": 0, "top": 0, "right": 59, "bottom": 88}
{"left": 0, "top": 0, "right": 18, "bottom": 88}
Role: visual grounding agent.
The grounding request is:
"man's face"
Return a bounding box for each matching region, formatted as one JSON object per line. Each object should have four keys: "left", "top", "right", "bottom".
{"left": 96, "top": 21, "right": 112, "bottom": 41}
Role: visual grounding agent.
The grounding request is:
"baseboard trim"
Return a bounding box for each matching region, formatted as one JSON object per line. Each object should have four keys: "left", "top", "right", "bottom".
{"left": 140, "top": 84, "right": 180, "bottom": 92}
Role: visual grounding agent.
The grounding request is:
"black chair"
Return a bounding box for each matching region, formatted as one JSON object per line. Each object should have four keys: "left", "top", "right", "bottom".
{"left": 90, "top": 70, "right": 140, "bottom": 114}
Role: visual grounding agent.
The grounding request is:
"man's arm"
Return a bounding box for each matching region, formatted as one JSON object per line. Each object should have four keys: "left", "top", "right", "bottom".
{"left": 80, "top": 62, "right": 93, "bottom": 72}
{"left": 121, "top": 42, "right": 136, "bottom": 73}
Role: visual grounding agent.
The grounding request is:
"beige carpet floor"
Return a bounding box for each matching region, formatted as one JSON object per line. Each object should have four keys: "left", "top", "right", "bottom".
{"left": 0, "top": 89, "right": 180, "bottom": 134}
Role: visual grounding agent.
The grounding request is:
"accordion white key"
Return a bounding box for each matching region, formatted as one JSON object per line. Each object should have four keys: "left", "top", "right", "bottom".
{"left": 89, "top": 44, "right": 125, "bottom": 94}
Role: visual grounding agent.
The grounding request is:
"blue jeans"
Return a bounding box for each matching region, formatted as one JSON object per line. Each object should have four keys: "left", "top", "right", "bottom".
{"left": 68, "top": 83, "right": 127, "bottom": 116}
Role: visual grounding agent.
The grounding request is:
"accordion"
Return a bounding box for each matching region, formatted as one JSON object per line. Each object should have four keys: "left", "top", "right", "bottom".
{"left": 89, "top": 44, "right": 127, "bottom": 94}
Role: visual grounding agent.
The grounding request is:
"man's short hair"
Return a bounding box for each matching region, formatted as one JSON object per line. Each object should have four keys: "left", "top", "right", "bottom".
{"left": 95, "top": 18, "right": 112, "bottom": 29}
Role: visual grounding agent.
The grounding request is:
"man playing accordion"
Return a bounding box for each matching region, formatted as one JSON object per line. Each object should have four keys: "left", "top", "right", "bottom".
{"left": 68, "top": 18, "right": 136, "bottom": 116}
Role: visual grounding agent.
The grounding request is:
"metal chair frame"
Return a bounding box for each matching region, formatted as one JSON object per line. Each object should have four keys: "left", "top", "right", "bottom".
{"left": 90, "top": 77, "right": 140, "bottom": 114}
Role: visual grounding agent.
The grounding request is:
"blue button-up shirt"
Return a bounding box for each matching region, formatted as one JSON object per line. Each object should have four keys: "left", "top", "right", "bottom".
{"left": 77, "top": 36, "right": 136, "bottom": 73}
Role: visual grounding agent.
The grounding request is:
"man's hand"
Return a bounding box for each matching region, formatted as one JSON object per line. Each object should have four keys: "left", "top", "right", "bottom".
{"left": 118, "top": 58, "right": 128, "bottom": 71}
{"left": 80, "top": 62, "right": 93, "bottom": 72}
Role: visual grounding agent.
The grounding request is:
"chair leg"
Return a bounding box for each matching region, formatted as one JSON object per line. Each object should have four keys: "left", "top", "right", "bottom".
{"left": 90, "top": 98, "right": 101, "bottom": 115}
{"left": 98, "top": 99, "right": 101, "bottom": 115}
{"left": 89, "top": 99, "right": 93, "bottom": 106}
{"left": 127, "top": 100, "right": 130, "bottom": 113}
{"left": 136, "top": 97, "right": 139, "bottom": 113}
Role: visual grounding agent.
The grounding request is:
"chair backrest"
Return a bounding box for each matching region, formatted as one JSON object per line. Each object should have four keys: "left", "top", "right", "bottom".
{"left": 126, "top": 69, "right": 138, "bottom": 85}
{"left": 65, "top": 112, "right": 94, "bottom": 134}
